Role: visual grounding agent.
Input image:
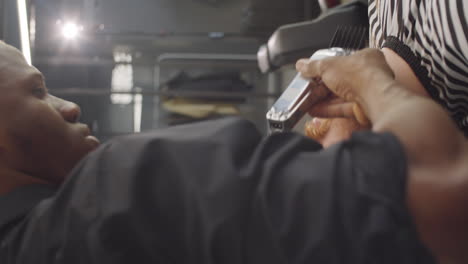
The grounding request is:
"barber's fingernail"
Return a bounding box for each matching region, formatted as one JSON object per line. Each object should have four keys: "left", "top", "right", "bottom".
{"left": 296, "top": 59, "right": 308, "bottom": 71}
{"left": 312, "top": 117, "right": 322, "bottom": 126}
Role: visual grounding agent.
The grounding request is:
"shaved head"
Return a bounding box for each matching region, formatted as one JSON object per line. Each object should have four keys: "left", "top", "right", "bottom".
{"left": 0, "top": 41, "right": 27, "bottom": 64}
{"left": 0, "top": 41, "right": 99, "bottom": 188}
{"left": 0, "top": 42, "right": 38, "bottom": 89}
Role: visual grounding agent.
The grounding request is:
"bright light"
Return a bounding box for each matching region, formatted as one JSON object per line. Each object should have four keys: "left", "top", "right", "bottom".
{"left": 111, "top": 52, "right": 134, "bottom": 105}
{"left": 133, "top": 90, "right": 142, "bottom": 133}
{"left": 17, "top": 0, "right": 32, "bottom": 65}
{"left": 62, "top": 22, "right": 81, "bottom": 40}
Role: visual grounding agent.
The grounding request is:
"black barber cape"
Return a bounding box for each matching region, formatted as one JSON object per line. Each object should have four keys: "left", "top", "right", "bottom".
{"left": 0, "top": 117, "right": 435, "bottom": 264}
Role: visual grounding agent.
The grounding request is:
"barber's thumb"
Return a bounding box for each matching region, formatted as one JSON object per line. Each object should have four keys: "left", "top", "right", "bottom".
{"left": 296, "top": 59, "right": 311, "bottom": 74}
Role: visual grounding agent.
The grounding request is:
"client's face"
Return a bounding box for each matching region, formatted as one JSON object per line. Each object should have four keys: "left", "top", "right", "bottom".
{"left": 305, "top": 48, "right": 429, "bottom": 148}
{"left": 0, "top": 42, "right": 99, "bottom": 183}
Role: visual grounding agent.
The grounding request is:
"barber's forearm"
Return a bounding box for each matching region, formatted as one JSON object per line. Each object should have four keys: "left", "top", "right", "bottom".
{"left": 393, "top": 98, "right": 468, "bottom": 264}
{"left": 362, "top": 81, "right": 468, "bottom": 263}
{"left": 360, "top": 80, "right": 464, "bottom": 164}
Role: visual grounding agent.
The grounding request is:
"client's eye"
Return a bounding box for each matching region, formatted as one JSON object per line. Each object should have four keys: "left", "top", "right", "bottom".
{"left": 32, "top": 87, "right": 46, "bottom": 98}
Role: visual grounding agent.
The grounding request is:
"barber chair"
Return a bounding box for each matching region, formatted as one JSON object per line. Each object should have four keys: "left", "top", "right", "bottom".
{"left": 257, "top": 0, "right": 369, "bottom": 73}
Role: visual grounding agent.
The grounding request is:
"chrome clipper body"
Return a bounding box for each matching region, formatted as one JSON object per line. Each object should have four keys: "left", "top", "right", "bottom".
{"left": 265, "top": 25, "right": 368, "bottom": 134}
{"left": 266, "top": 47, "right": 351, "bottom": 133}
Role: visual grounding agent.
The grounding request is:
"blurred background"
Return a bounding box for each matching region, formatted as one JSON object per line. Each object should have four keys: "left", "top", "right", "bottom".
{"left": 1, "top": 0, "right": 357, "bottom": 142}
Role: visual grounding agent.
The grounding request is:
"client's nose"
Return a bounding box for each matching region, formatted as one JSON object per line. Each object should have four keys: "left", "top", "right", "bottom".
{"left": 49, "top": 95, "right": 82, "bottom": 123}
{"left": 60, "top": 101, "right": 81, "bottom": 123}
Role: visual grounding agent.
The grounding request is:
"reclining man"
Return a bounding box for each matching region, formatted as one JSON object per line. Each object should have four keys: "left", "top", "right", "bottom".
{"left": 0, "top": 40, "right": 466, "bottom": 264}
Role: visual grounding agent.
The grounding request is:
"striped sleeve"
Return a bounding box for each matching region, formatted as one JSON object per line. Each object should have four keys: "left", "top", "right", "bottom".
{"left": 369, "top": 0, "right": 468, "bottom": 135}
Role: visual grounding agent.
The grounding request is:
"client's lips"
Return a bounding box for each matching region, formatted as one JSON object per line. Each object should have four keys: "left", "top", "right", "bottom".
{"left": 85, "top": 135, "right": 100, "bottom": 149}
{"left": 81, "top": 124, "right": 100, "bottom": 149}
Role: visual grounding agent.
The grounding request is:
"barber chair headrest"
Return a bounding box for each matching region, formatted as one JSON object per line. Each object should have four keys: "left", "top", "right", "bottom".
{"left": 258, "top": 0, "right": 369, "bottom": 73}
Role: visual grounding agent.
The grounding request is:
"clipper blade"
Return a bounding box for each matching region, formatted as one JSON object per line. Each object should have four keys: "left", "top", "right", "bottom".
{"left": 266, "top": 26, "right": 368, "bottom": 134}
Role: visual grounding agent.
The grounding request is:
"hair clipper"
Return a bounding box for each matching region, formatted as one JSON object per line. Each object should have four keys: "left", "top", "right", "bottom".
{"left": 266, "top": 26, "right": 368, "bottom": 134}
{"left": 266, "top": 48, "right": 351, "bottom": 133}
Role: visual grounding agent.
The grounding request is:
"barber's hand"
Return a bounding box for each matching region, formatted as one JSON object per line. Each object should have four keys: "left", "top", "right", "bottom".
{"left": 296, "top": 48, "right": 395, "bottom": 120}
{"left": 304, "top": 117, "right": 369, "bottom": 148}
{"left": 296, "top": 49, "right": 394, "bottom": 146}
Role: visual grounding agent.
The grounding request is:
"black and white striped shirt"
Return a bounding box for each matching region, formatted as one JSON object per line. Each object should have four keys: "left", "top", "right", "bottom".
{"left": 368, "top": 0, "right": 468, "bottom": 134}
